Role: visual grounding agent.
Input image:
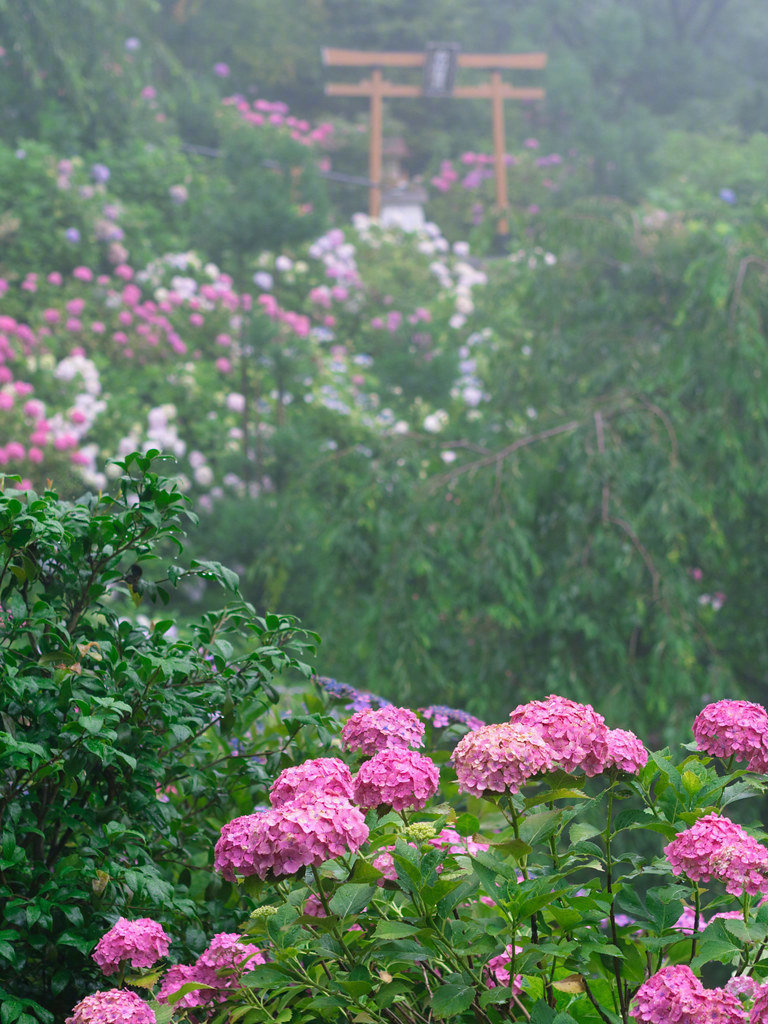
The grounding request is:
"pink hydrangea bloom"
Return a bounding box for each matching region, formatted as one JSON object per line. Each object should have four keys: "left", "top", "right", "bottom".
{"left": 196, "top": 932, "right": 265, "bottom": 990}
{"left": 693, "top": 701, "right": 768, "bottom": 772}
{"left": 429, "top": 827, "right": 490, "bottom": 858}
{"left": 725, "top": 975, "right": 755, "bottom": 999}
{"left": 605, "top": 728, "right": 648, "bottom": 774}
{"left": 353, "top": 747, "right": 439, "bottom": 811}
{"left": 214, "top": 796, "right": 369, "bottom": 880}
{"left": 66, "top": 989, "right": 156, "bottom": 1024}
{"left": 157, "top": 963, "right": 209, "bottom": 1008}
{"left": 269, "top": 757, "right": 354, "bottom": 807}
{"left": 342, "top": 705, "right": 425, "bottom": 756}
{"left": 673, "top": 906, "right": 706, "bottom": 935}
{"left": 751, "top": 981, "right": 768, "bottom": 1022}
{"left": 712, "top": 910, "right": 744, "bottom": 923}
{"left": 92, "top": 917, "right": 171, "bottom": 974}
{"left": 304, "top": 894, "right": 327, "bottom": 916}
{"left": 158, "top": 936, "right": 265, "bottom": 1007}
{"left": 484, "top": 944, "right": 523, "bottom": 994}
{"left": 451, "top": 722, "right": 554, "bottom": 797}
{"left": 508, "top": 694, "right": 610, "bottom": 776}
{"left": 664, "top": 814, "right": 768, "bottom": 896}
{"left": 631, "top": 965, "right": 711, "bottom": 1023}
{"left": 372, "top": 846, "right": 400, "bottom": 881}
{"left": 702, "top": 990, "right": 748, "bottom": 1023}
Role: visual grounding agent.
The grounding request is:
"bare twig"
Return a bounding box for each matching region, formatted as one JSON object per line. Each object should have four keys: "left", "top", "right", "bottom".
{"left": 636, "top": 397, "right": 678, "bottom": 466}
{"left": 594, "top": 410, "right": 610, "bottom": 522}
{"left": 606, "top": 515, "right": 661, "bottom": 601}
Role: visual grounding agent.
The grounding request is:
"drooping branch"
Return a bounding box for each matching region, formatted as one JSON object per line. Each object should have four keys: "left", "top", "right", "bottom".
{"left": 426, "top": 419, "right": 581, "bottom": 491}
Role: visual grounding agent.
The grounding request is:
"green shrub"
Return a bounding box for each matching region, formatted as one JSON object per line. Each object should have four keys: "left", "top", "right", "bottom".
{"left": 0, "top": 451, "right": 319, "bottom": 1020}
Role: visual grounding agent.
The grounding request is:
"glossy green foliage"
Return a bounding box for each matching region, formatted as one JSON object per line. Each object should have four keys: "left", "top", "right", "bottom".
{"left": 0, "top": 452, "right": 319, "bottom": 1020}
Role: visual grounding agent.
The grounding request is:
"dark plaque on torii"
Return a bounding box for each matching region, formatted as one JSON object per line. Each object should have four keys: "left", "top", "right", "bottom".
{"left": 423, "top": 42, "right": 460, "bottom": 98}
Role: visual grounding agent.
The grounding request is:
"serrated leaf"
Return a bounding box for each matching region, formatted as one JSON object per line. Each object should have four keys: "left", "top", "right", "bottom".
{"left": 328, "top": 882, "right": 376, "bottom": 918}
{"left": 454, "top": 813, "right": 480, "bottom": 837}
{"left": 431, "top": 983, "right": 475, "bottom": 1017}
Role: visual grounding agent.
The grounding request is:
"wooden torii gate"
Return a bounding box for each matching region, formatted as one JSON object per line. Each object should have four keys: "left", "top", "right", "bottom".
{"left": 322, "top": 46, "right": 547, "bottom": 233}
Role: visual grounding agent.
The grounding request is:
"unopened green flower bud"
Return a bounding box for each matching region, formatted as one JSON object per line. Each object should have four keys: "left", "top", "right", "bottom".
{"left": 405, "top": 822, "right": 437, "bottom": 842}
{"left": 250, "top": 905, "right": 278, "bottom": 919}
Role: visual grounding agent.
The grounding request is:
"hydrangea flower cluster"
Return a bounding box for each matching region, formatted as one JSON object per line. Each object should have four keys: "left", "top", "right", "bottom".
{"left": 693, "top": 700, "right": 768, "bottom": 772}
{"left": 66, "top": 990, "right": 156, "bottom": 1024}
{"left": 673, "top": 906, "right": 704, "bottom": 935}
{"left": 214, "top": 795, "right": 369, "bottom": 880}
{"left": 419, "top": 704, "right": 486, "bottom": 731}
{"left": 751, "top": 982, "right": 768, "bottom": 1022}
{"left": 92, "top": 916, "right": 171, "bottom": 975}
{"left": 303, "top": 894, "right": 327, "bottom": 917}
{"left": 428, "top": 827, "right": 490, "bottom": 858}
{"left": 372, "top": 846, "right": 401, "bottom": 881}
{"left": 353, "top": 747, "right": 439, "bottom": 811}
{"left": 508, "top": 695, "right": 610, "bottom": 776}
{"left": 664, "top": 814, "right": 768, "bottom": 896}
{"left": 484, "top": 944, "right": 523, "bottom": 995}
{"left": 451, "top": 722, "right": 555, "bottom": 796}
{"left": 269, "top": 757, "right": 353, "bottom": 806}
{"left": 158, "top": 934, "right": 265, "bottom": 1008}
{"left": 158, "top": 963, "right": 208, "bottom": 1007}
{"left": 631, "top": 965, "right": 744, "bottom": 1023}
{"left": 604, "top": 728, "right": 648, "bottom": 774}
{"left": 313, "top": 675, "right": 392, "bottom": 711}
{"left": 342, "top": 705, "right": 425, "bottom": 756}
{"left": 726, "top": 975, "right": 756, "bottom": 999}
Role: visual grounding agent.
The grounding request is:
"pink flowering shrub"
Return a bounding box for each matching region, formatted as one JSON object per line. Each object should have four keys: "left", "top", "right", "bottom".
{"left": 0, "top": 212, "right": 480, "bottom": 507}
{"left": 484, "top": 944, "right": 523, "bottom": 995}
{"left": 665, "top": 813, "right": 768, "bottom": 896}
{"left": 604, "top": 727, "right": 649, "bottom": 774}
{"left": 752, "top": 983, "right": 768, "bottom": 1022}
{"left": 631, "top": 965, "right": 744, "bottom": 1023}
{"left": 157, "top": 933, "right": 266, "bottom": 1007}
{"left": 66, "top": 989, "right": 156, "bottom": 1024}
{"left": 342, "top": 704, "right": 425, "bottom": 755}
{"left": 693, "top": 700, "right": 768, "bottom": 771}
{"left": 372, "top": 827, "right": 489, "bottom": 883}
{"left": 92, "top": 917, "right": 170, "bottom": 974}
{"left": 508, "top": 694, "right": 611, "bottom": 775}
{"left": 214, "top": 795, "right": 369, "bottom": 880}
{"left": 451, "top": 721, "right": 555, "bottom": 795}
{"left": 353, "top": 747, "right": 439, "bottom": 810}
{"left": 64, "top": 693, "right": 768, "bottom": 1024}
{"left": 269, "top": 756, "right": 354, "bottom": 806}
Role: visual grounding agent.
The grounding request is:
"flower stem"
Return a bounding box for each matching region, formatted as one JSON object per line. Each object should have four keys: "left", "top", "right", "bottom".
{"left": 690, "top": 885, "right": 701, "bottom": 963}
{"left": 604, "top": 786, "right": 628, "bottom": 1020}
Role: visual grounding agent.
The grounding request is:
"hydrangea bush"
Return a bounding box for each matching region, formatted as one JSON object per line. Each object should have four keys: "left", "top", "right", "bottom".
{"left": 63, "top": 693, "right": 768, "bottom": 1023}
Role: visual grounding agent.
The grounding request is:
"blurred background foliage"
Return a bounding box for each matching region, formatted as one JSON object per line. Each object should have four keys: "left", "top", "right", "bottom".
{"left": 1, "top": 0, "right": 768, "bottom": 743}
{"left": 3, "top": 0, "right": 768, "bottom": 193}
